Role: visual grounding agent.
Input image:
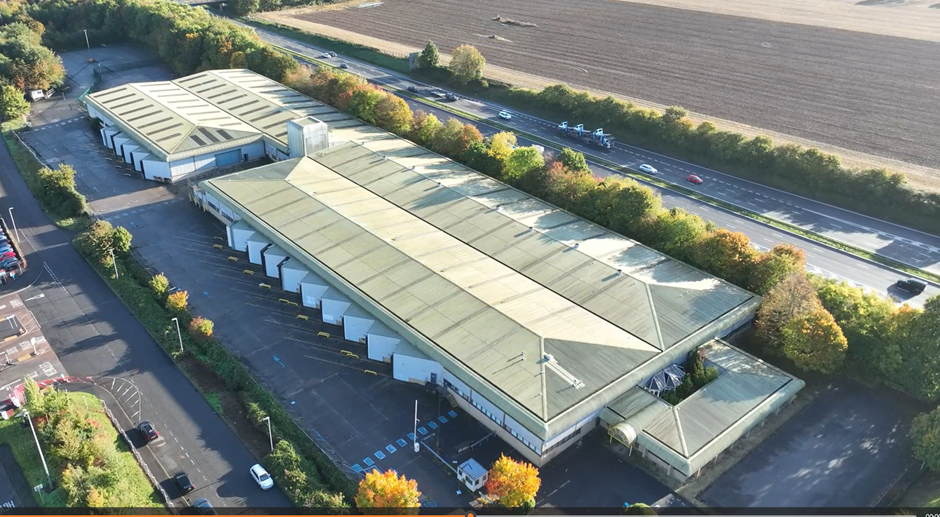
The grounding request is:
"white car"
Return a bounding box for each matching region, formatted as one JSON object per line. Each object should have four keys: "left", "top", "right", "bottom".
{"left": 250, "top": 464, "right": 274, "bottom": 490}
{"left": 638, "top": 163, "right": 659, "bottom": 175}
{"left": 498, "top": 111, "right": 512, "bottom": 120}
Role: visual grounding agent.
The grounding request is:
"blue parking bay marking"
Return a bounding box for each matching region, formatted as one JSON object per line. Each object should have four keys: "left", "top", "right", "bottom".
{"left": 386, "top": 444, "right": 397, "bottom": 454}
{"left": 363, "top": 457, "right": 375, "bottom": 467}
{"left": 427, "top": 421, "right": 439, "bottom": 429}
{"left": 448, "top": 410, "right": 458, "bottom": 418}
{"left": 407, "top": 432, "right": 416, "bottom": 440}
{"left": 375, "top": 451, "right": 386, "bottom": 460}
{"left": 397, "top": 438, "right": 408, "bottom": 447}
{"left": 352, "top": 464, "right": 363, "bottom": 473}
{"left": 418, "top": 426, "right": 428, "bottom": 435}
{"left": 438, "top": 416, "right": 448, "bottom": 423}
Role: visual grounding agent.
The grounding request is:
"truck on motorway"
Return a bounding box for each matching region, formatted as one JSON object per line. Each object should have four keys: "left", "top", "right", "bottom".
{"left": 557, "top": 121, "right": 614, "bottom": 149}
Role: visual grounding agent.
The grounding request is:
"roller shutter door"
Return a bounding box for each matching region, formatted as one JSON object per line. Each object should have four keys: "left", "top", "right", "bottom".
{"left": 215, "top": 149, "right": 241, "bottom": 167}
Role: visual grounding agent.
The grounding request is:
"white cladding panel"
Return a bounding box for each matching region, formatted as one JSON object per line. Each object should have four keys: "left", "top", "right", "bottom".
{"left": 393, "top": 354, "right": 442, "bottom": 384}
{"left": 367, "top": 335, "right": 400, "bottom": 361}
{"left": 471, "top": 391, "right": 505, "bottom": 426}
{"left": 141, "top": 159, "right": 170, "bottom": 181}
{"left": 242, "top": 141, "right": 265, "bottom": 160}
{"left": 542, "top": 408, "right": 602, "bottom": 448}
{"left": 344, "top": 315, "right": 375, "bottom": 343}
{"left": 170, "top": 157, "right": 196, "bottom": 177}
{"left": 112, "top": 136, "right": 130, "bottom": 154}
{"left": 263, "top": 245, "right": 288, "bottom": 278}
{"left": 121, "top": 144, "right": 139, "bottom": 164}
{"left": 193, "top": 154, "right": 216, "bottom": 172}
{"left": 133, "top": 152, "right": 148, "bottom": 172}
{"left": 443, "top": 370, "right": 471, "bottom": 397}
{"left": 101, "top": 127, "right": 118, "bottom": 148}
{"left": 503, "top": 414, "right": 543, "bottom": 451}
{"left": 231, "top": 225, "right": 255, "bottom": 252}
{"left": 321, "top": 288, "right": 352, "bottom": 325}
{"left": 300, "top": 274, "right": 330, "bottom": 309}
{"left": 281, "top": 263, "right": 309, "bottom": 293}
{"left": 247, "top": 236, "right": 271, "bottom": 265}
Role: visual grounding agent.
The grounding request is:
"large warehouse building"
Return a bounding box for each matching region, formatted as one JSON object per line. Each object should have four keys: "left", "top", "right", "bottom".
{"left": 90, "top": 69, "right": 803, "bottom": 481}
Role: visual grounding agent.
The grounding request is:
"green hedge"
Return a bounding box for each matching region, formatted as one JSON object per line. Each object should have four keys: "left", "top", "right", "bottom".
{"left": 73, "top": 226, "right": 355, "bottom": 507}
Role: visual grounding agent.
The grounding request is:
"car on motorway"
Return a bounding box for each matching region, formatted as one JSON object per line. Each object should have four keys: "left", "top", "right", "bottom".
{"left": 638, "top": 164, "right": 659, "bottom": 175}
{"left": 896, "top": 278, "right": 927, "bottom": 294}
{"left": 192, "top": 498, "right": 216, "bottom": 515}
{"left": 338, "top": 62, "right": 349, "bottom": 69}
{"left": 407, "top": 85, "right": 419, "bottom": 93}
{"left": 445, "top": 92, "right": 458, "bottom": 101}
{"left": 174, "top": 472, "right": 195, "bottom": 495}
{"left": 250, "top": 464, "right": 274, "bottom": 490}
{"left": 498, "top": 111, "right": 512, "bottom": 120}
{"left": 687, "top": 174, "right": 704, "bottom": 185}
{"left": 137, "top": 421, "right": 159, "bottom": 444}
{"left": 320, "top": 52, "right": 330, "bottom": 58}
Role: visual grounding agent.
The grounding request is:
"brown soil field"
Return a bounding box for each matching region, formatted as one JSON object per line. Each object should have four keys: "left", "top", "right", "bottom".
{"left": 274, "top": 0, "right": 940, "bottom": 190}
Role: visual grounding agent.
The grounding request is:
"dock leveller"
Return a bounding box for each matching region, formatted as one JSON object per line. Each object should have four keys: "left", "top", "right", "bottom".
{"left": 212, "top": 244, "right": 223, "bottom": 249}
{"left": 243, "top": 270, "right": 254, "bottom": 275}
{"left": 227, "top": 256, "right": 238, "bottom": 262}
{"left": 317, "top": 331, "right": 330, "bottom": 339}
{"left": 364, "top": 370, "right": 377, "bottom": 376}
{"left": 296, "top": 314, "right": 309, "bottom": 321}
{"left": 278, "top": 298, "right": 290, "bottom": 304}
{"left": 259, "top": 283, "right": 271, "bottom": 289}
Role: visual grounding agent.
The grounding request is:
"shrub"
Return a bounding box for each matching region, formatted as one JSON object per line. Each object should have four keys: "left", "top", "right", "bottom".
{"left": 188, "top": 317, "right": 214, "bottom": 344}
{"left": 148, "top": 273, "right": 169, "bottom": 298}
{"left": 166, "top": 290, "right": 188, "bottom": 313}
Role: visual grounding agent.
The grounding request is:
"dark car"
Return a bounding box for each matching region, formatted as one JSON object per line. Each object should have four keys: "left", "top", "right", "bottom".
{"left": 896, "top": 278, "right": 927, "bottom": 295}
{"left": 407, "top": 85, "right": 418, "bottom": 93}
{"left": 445, "top": 92, "right": 458, "bottom": 101}
{"left": 174, "top": 472, "right": 195, "bottom": 495}
{"left": 1, "top": 258, "right": 19, "bottom": 269}
{"left": 137, "top": 421, "right": 159, "bottom": 443}
{"left": 338, "top": 62, "right": 349, "bottom": 69}
{"left": 192, "top": 498, "right": 216, "bottom": 515}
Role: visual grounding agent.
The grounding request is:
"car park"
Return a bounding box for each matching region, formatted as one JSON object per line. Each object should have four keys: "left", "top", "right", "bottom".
{"left": 174, "top": 472, "right": 195, "bottom": 494}
{"left": 638, "top": 164, "right": 659, "bottom": 175}
{"left": 192, "top": 498, "right": 216, "bottom": 515}
{"left": 687, "top": 174, "right": 704, "bottom": 185}
{"left": 137, "top": 421, "right": 159, "bottom": 443}
{"left": 896, "top": 278, "right": 927, "bottom": 294}
{"left": 250, "top": 464, "right": 274, "bottom": 490}
{"left": 498, "top": 111, "right": 512, "bottom": 120}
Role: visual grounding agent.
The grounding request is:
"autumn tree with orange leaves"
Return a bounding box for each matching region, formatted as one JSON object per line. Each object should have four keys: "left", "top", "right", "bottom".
{"left": 485, "top": 454, "right": 541, "bottom": 509}
{"left": 355, "top": 469, "right": 421, "bottom": 512}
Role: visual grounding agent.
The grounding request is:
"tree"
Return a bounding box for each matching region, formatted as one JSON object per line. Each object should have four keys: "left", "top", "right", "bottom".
{"left": 188, "top": 317, "right": 214, "bottom": 344}
{"left": 354, "top": 469, "right": 421, "bottom": 510}
{"left": 693, "top": 229, "right": 759, "bottom": 287}
{"left": 755, "top": 272, "right": 821, "bottom": 352}
{"left": 416, "top": 41, "right": 440, "bottom": 69}
{"left": 749, "top": 244, "right": 805, "bottom": 295}
{"left": 485, "top": 454, "right": 541, "bottom": 508}
{"left": 430, "top": 118, "right": 473, "bottom": 158}
{"left": 582, "top": 178, "right": 661, "bottom": 239}
{"left": 449, "top": 45, "right": 485, "bottom": 85}
{"left": 623, "top": 503, "right": 657, "bottom": 515}
{"left": 166, "top": 290, "right": 189, "bottom": 313}
{"left": 781, "top": 308, "right": 847, "bottom": 374}
{"left": 0, "top": 38, "right": 65, "bottom": 90}
{"left": 373, "top": 94, "right": 413, "bottom": 136}
{"left": 111, "top": 226, "right": 133, "bottom": 256}
{"left": 644, "top": 208, "right": 707, "bottom": 262}
{"left": 0, "top": 85, "right": 29, "bottom": 121}
{"left": 558, "top": 148, "right": 589, "bottom": 173}
{"left": 409, "top": 111, "right": 443, "bottom": 146}
{"left": 231, "top": 0, "right": 260, "bottom": 16}
{"left": 892, "top": 297, "right": 940, "bottom": 400}
{"left": 347, "top": 85, "right": 386, "bottom": 124}
{"left": 912, "top": 406, "right": 940, "bottom": 471}
{"left": 503, "top": 146, "right": 544, "bottom": 182}
{"left": 149, "top": 273, "right": 170, "bottom": 297}
{"left": 488, "top": 132, "right": 517, "bottom": 164}
{"left": 23, "top": 375, "right": 45, "bottom": 416}
{"left": 465, "top": 141, "right": 503, "bottom": 178}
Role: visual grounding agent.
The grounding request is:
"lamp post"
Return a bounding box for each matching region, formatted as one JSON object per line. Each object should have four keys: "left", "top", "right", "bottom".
{"left": 263, "top": 416, "right": 273, "bottom": 452}
{"left": 24, "top": 411, "right": 53, "bottom": 489}
{"left": 109, "top": 249, "right": 118, "bottom": 279}
{"left": 413, "top": 400, "right": 420, "bottom": 453}
{"left": 8, "top": 207, "right": 19, "bottom": 242}
{"left": 171, "top": 317, "right": 183, "bottom": 353}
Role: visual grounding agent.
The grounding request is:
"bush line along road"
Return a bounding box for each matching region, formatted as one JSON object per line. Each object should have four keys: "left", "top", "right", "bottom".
{"left": 236, "top": 21, "right": 939, "bottom": 305}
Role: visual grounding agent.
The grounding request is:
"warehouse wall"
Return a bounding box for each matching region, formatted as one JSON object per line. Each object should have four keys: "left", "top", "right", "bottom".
{"left": 321, "top": 289, "right": 352, "bottom": 325}
{"left": 101, "top": 127, "right": 119, "bottom": 149}
{"left": 393, "top": 354, "right": 442, "bottom": 385}
{"left": 230, "top": 226, "right": 255, "bottom": 252}
{"left": 344, "top": 314, "right": 375, "bottom": 343}
{"left": 301, "top": 276, "right": 330, "bottom": 309}
{"left": 263, "top": 246, "right": 288, "bottom": 278}
{"left": 142, "top": 160, "right": 170, "bottom": 181}
{"left": 367, "top": 334, "right": 400, "bottom": 362}
{"left": 88, "top": 104, "right": 114, "bottom": 126}
{"left": 247, "top": 239, "right": 272, "bottom": 265}
{"left": 121, "top": 144, "right": 139, "bottom": 164}
{"left": 281, "top": 265, "right": 309, "bottom": 294}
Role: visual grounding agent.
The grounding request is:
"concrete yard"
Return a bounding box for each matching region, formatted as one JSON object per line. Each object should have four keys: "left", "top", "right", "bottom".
{"left": 701, "top": 380, "right": 923, "bottom": 508}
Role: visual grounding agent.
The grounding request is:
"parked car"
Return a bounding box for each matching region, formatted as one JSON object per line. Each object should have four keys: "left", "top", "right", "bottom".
{"left": 0, "top": 252, "right": 16, "bottom": 261}
{"left": 896, "top": 278, "right": 927, "bottom": 294}
{"left": 250, "top": 464, "right": 274, "bottom": 490}
{"left": 687, "top": 174, "right": 703, "bottom": 185}
{"left": 498, "top": 111, "right": 512, "bottom": 120}
{"left": 174, "top": 472, "right": 195, "bottom": 495}
{"left": 137, "top": 421, "right": 159, "bottom": 443}
{"left": 192, "top": 498, "right": 216, "bottom": 515}
{"left": 407, "top": 85, "right": 418, "bottom": 93}
{"left": 0, "top": 246, "right": 13, "bottom": 255}
{"left": 638, "top": 164, "right": 658, "bottom": 175}
{"left": 338, "top": 62, "right": 349, "bottom": 69}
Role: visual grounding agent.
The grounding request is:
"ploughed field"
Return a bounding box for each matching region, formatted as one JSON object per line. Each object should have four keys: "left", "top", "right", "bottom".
{"left": 299, "top": 0, "right": 940, "bottom": 169}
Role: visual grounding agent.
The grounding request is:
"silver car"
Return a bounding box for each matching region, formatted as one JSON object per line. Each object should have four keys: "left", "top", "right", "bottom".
{"left": 638, "top": 163, "right": 659, "bottom": 175}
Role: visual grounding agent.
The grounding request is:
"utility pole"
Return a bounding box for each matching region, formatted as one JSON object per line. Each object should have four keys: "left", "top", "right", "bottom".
{"left": 83, "top": 29, "right": 92, "bottom": 62}
{"left": 171, "top": 317, "right": 183, "bottom": 353}
{"left": 24, "top": 411, "right": 53, "bottom": 490}
{"left": 263, "top": 416, "right": 273, "bottom": 452}
{"left": 7, "top": 208, "right": 19, "bottom": 242}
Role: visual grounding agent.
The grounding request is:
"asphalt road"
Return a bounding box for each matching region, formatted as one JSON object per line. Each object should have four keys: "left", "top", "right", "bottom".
{"left": 240, "top": 23, "right": 939, "bottom": 306}
{"left": 0, "top": 139, "right": 293, "bottom": 509}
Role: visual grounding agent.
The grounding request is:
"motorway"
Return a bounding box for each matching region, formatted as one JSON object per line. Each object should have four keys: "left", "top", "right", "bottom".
{"left": 241, "top": 23, "right": 938, "bottom": 306}
{"left": 0, "top": 141, "right": 292, "bottom": 509}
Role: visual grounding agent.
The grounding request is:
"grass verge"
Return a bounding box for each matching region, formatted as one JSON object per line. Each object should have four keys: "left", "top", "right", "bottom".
{"left": 896, "top": 471, "right": 940, "bottom": 509}
{"left": 72, "top": 236, "right": 355, "bottom": 506}
{"left": 260, "top": 26, "right": 940, "bottom": 285}
{"left": 0, "top": 416, "right": 67, "bottom": 507}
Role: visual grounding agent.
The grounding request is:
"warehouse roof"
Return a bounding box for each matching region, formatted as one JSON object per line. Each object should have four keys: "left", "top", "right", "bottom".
{"left": 86, "top": 69, "right": 332, "bottom": 161}
{"left": 607, "top": 340, "right": 804, "bottom": 476}
{"left": 202, "top": 130, "right": 759, "bottom": 438}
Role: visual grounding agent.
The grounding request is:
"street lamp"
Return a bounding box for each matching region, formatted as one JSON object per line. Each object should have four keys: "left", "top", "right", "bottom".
{"left": 171, "top": 317, "right": 183, "bottom": 353}
{"left": 262, "top": 416, "right": 273, "bottom": 452}
{"left": 8, "top": 207, "right": 19, "bottom": 242}
{"left": 413, "top": 400, "right": 420, "bottom": 453}
{"left": 23, "top": 411, "right": 53, "bottom": 489}
{"left": 109, "top": 249, "right": 118, "bottom": 279}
